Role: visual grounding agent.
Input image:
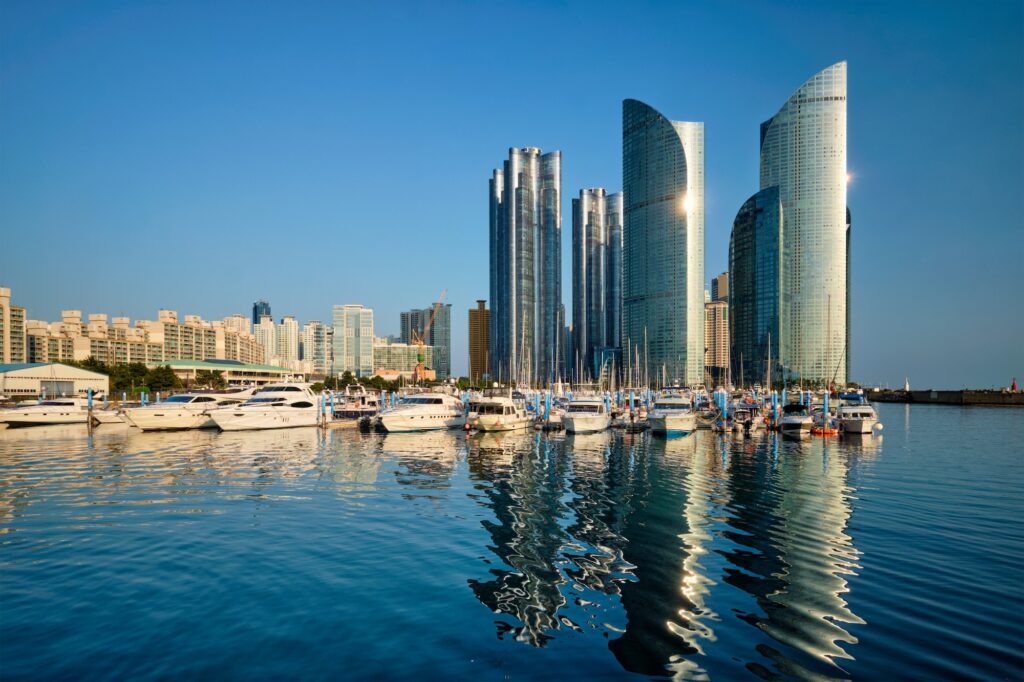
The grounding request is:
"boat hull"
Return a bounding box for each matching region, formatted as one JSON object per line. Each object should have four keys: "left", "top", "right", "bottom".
{"left": 379, "top": 413, "right": 466, "bottom": 433}
{"left": 210, "top": 408, "right": 319, "bottom": 431}
{"left": 839, "top": 418, "right": 877, "bottom": 434}
{"left": 476, "top": 415, "right": 531, "bottom": 432}
{"left": 1, "top": 410, "right": 88, "bottom": 427}
{"left": 125, "top": 408, "right": 216, "bottom": 431}
{"left": 649, "top": 413, "right": 696, "bottom": 435}
{"left": 562, "top": 415, "right": 611, "bottom": 434}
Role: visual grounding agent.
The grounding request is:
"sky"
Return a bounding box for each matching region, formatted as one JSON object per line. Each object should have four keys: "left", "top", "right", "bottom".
{"left": 2, "top": 0, "right": 1022, "bottom": 388}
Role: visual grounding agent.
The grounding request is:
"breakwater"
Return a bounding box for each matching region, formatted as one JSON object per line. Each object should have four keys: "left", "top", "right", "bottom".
{"left": 869, "top": 389, "right": 1024, "bottom": 406}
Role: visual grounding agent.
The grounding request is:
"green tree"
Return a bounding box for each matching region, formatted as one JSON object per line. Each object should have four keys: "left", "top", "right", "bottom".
{"left": 146, "top": 365, "right": 181, "bottom": 393}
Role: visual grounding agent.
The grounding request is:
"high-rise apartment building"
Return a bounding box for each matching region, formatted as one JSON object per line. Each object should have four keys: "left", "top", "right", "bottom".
{"left": 301, "top": 320, "right": 331, "bottom": 375}
{"left": 254, "top": 315, "right": 277, "bottom": 365}
{"left": 276, "top": 315, "right": 300, "bottom": 363}
{"left": 468, "top": 300, "right": 490, "bottom": 383}
{"left": 711, "top": 272, "right": 729, "bottom": 303}
{"left": 252, "top": 300, "right": 271, "bottom": 326}
{"left": 622, "top": 100, "right": 705, "bottom": 385}
{"left": 0, "top": 287, "right": 27, "bottom": 363}
{"left": 571, "top": 189, "right": 624, "bottom": 379}
{"left": 704, "top": 300, "right": 729, "bottom": 386}
{"left": 332, "top": 305, "right": 374, "bottom": 377}
{"left": 489, "top": 147, "right": 562, "bottom": 384}
{"left": 400, "top": 303, "right": 451, "bottom": 379}
{"left": 731, "top": 62, "right": 849, "bottom": 385}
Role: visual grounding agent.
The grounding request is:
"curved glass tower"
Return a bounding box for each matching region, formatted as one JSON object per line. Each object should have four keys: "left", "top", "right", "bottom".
{"left": 729, "top": 187, "right": 783, "bottom": 385}
{"left": 759, "top": 62, "right": 848, "bottom": 384}
{"left": 622, "top": 99, "right": 704, "bottom": 385}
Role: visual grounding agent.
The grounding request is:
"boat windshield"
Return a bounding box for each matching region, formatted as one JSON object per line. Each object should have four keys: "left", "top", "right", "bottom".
{"left": 569, "top": 404, "right": 601, "bottom": 413}
{"left": 475, "top": 404, "right": 507, "bottom": 415}
{"left": 164, "top": 395, "right": 194, "bottom": 404}
{"left": 403, "top": 397, "right": 445, "bottom": 405}
{"left": 655, "top": 402, "right": 690, "bottom": 411}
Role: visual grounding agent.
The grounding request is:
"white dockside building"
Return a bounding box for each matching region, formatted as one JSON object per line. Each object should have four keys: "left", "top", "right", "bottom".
{"left": 0, "top": 363, "right": 109, "bottom": 399}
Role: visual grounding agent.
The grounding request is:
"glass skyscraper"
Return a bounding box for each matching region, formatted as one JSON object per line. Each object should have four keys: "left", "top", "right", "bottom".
{"left": 400, "top": 304, "right": 451, "bottom": 379}
{"left": 571, "top": 188, "right": 623, "bottom": 379}
{"left": 488, "top": 147, "right": 562, "bottom": 384}
{"left": 729, "top": 187, "right": 783, "bottom": 385}
{"left": 331, "top": 304, "right": 374, "bottom": 378}
{"left": 753, "top": 61, "right": 849, "bottom": 385}
{"left": 622, "top": 100, "right": 704, "bottom": 385}
{"left": 252, "top": 299, "right": 271, "bottom": 326}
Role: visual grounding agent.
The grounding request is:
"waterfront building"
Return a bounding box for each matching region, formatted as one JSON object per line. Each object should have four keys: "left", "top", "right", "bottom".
{"left": 252, "top": 300, "right": 271, "bottom": 326}
{"left": 0, "top": 362, "right": 108, "bottom": 398}
{"left": 254, "top": 315, "right": 277, "bottom": 365}
{"left": 0, "top": 287, "right": 27, "bottom": 364}
{"left": 301, "top": 320, "right": 331, "bottom": 375}
{"left": 571, "top": 189, "right": 624, "bottom": 379}
{"left": 489, "top": 147, "right": 562, "bottom": 384}
{"left": 711, "top": 272, "right": 729, "bottom": 303}
{"left": 332, "top": 305, "right": 374, "bottom": 377}
{"left": 622, "top": 99, "right": 705, "bottom": 385}
{"left": 729, "top": 187, "right": 783, "bottom": 385}
{"left": 372, "top": 337, "right": 434, "bottom": 381}
{"left": 276, "top": 315, "right": 300, "bottom": 364}
{"left": 161, "top": 359, "right": 291, "bottom": 387}
{"left": 400, "top": 304, "right": 451, "bottom": 379}
{"left": 468, "top": 300, "right": 490, "bottom": 383}
{"left": 731, "top": 61, "right": 848, "bottom": 384}
{"left": 704, "top": 300, "right": 729, "bottom": 386}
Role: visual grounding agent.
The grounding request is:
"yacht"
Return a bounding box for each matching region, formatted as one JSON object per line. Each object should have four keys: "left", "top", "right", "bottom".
{"left": 470, "top": 389, "right": 531, "bottom": 432}
{"left": 778, "top": 403, "right": 814, "bottom": 435}
{"left": 208, "top": 383, "right": 320, "bottom": 431}
{"left": 378, "top": 393, "right": 466, "bottom": 433}
{"left": 837, "top": 399, "right": 880, "bottom": 434}
{"left": 561, "top": 396, "right": 611, "bottom": 434}
{"left": 332, "top": 385, "right": 381, "bottom": 427}
{"left": 0, "top": 395, "right": 122, "bottom": 428}
{"left": 123, "top": 388, "right": 254, "bottom": 431}
{"left": 648, "top": 393, "right": 697, "bottom": 436}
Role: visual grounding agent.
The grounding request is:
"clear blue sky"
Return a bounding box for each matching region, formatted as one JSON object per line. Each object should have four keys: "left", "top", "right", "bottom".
{"left": 2, "top": 1, "right": 1021, "bottom": 387}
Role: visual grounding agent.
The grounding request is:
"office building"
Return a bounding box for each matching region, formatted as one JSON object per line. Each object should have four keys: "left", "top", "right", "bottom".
{"left": 704, "top": 300, "right": 729, "bottom": 386}
{"left": 332, "top": 305, "right": 374, "bottom": 377}
{"left": 372, "top": 337, "right": 434, "bottom": 381}
{"left": 622, "top": 99, "right": 705, "bottom": 385}
{"left": 489, "top": 147, "right": 562, "bottom": 384}
{"left": 711, "top": 272, "right": 729, "bottom": 303}
{"left": 468, "top": 300, "right": 490, "bottom": 383}
{"left": 0, "top": 287, "right": 27, "bottom": 364}
{"left": 571, "top": 188, "right": 624, "bottom": 379}
{"left": 252, "top": 300, "right": 271, "bottom": 326}
{"left": 400, "top": 303, "right": 452, "bottom": 379}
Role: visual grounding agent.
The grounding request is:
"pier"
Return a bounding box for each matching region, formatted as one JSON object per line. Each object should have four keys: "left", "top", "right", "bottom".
{"left": 868, "top": 389, "right": 1024, "bottom": 407}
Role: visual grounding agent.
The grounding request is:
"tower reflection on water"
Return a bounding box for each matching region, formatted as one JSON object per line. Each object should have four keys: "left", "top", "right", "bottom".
{"left": 464, "top": 429, "right": 872, "bottom": 678}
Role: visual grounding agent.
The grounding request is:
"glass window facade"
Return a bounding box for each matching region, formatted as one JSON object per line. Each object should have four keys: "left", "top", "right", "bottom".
{"left": 622, "top": 100, "right": 704, "bottom": 385}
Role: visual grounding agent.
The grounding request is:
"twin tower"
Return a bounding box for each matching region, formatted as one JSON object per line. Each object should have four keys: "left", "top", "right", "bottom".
{"left": 489, "top": 62, "right": 849, "bottom": 387}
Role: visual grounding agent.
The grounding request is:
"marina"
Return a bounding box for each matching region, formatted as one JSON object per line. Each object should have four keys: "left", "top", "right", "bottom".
{"left": 0, "top": 403, "right": 1020, "bottom": 679}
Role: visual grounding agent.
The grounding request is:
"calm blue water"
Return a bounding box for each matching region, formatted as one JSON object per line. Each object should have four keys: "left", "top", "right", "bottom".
{"left": 1, "top": 404, "right": 1022, "bottom": 680}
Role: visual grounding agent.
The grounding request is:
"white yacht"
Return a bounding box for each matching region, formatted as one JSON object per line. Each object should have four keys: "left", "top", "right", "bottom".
{"left": 648, "top": 394, "right": 697, "bottom": 435}
{"left": 837, "top": 400, "right": 880, "bottom": 434}
{"left": 124, "top": 389, "right": 254, "bottom": 431}
{"left": 778, "top": 403, "right": 814, "bottom": 435}
{"left": 332, "top": 385, "right": 381, "bottom": 427}
{"left": 378, "top": 393, "right": 466, "bottom": 433}
{"left": 0, "top": 395, "right": 122, "bottom": 428}
{"left": 208, "top": 383, "right": 320, "bottom": 431}
{"left": 470, "top": 389, "right": 531, "bottom": 432}
{"left": 561, "top": 396, "right": 611, "bottom": 434}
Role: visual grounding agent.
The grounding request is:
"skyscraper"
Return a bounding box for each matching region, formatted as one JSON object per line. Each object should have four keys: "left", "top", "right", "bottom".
{"left": 622, "top": 100, "right": 705, "bottom": 385}
{"left": 400, "top": 303, "right": 452, "bottom": 379}
{"left": 711, "top": 272, "right": 729, "bottom": 303}
{"left": 730, "top": 187, "right": 783, "bottom": 385}
{"left": 332, "top": 305, "right": 374, "bottom": 377}
{"left": 571, "top": 188, "right": 623, "bottom": 379}
{"left": 731, "top": 61, "right": 849, "bottom": 385}
{"left": 468, "top": 300, "right": 490, "bottom": 383}
{"left": 301, "top": 320, "right": 330, "bottom": 375}
{"left": 252, "top": 300, "right": 271, "bottom": 326}
{"left": 489, "top": 147, "right": 562, "bottom": 384}
{"left": 276, "top": 315, "right": 300, "bottom": 363}
{"left": 704, "top": 300, "right": 729, "bottom": 386}
{"left": 254, "top": 315, "right": 277, "bottom": 365}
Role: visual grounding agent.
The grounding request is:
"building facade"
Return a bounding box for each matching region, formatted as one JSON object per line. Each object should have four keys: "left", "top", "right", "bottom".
{"left": 729, "top": 187, "right": 783, "bottom": 386}
{"left": 489, "top": 147, "right": 562, "bottom": 384}
{"left": 0, "top": 287, "right": 27, "bottom": 364}
{"left": 704, "top": 300, "right": 729, "bottom": 386}
{"left": 711, "top": 272, "right": 729, "bottom": 303}
{"left": 252, "top": 300, "right": 271, "bottom": 326}
{"left": 254, "top": 315, "right": 277, "bottom": 365}
{"left": 468, "top": 300, "right": 490, "bottom": 383}
{"left": 400, "top": 303, "right": 451, "bottom": 379}
{"left": 622, "top": 99, "right": 705, "bottom": 385}
{"left": 301, "top": 320, "right": 331, "bottom": 375}
{"left": 756, "top": 61, "right": 849, "bottom": 384}
{"left": 332, "top": 305, "right": 374, "bottom": 377}
{"left": 277, "top": 315, "right": 300, "bottom": 364}
{"left": 571, "top": 189, "right": 623, "bottom": 380}
{"left": 372, "top": 338, "right": 434, "bottom": 380}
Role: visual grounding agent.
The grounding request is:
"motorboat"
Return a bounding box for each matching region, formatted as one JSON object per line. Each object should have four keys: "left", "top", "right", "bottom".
{"left": 123, "top": 388, "right": 254, "bottom": 431}
{"left": 470, "top": 390, "right": 531, "bottom": 432}
{"left": 648, "top": 394, "right": 697, "bottom": 436}
{"left": 331, "top": 385, "right": 381, "bottom": 428}
{"left": 0, "top": 395, "right": 119, "bottom": 428}
{"left": 778, "top": 403, "right": 814, "bottom": 435}
{"left": 837, "top": 399, "right": 881, "bottom": 434}
{"left": 731, "top": 401, "right": 765, "bottom": 435}
{"left": 561, "top": 396, "right": 611, "bottom": 434}
{"left": 208, "top": 383, "right": 320, "bottom": 431}
{"left": 377, "top": 392, "right": 466, "bottom": 433}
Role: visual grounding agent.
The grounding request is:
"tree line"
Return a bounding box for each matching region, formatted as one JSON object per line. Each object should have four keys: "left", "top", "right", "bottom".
{"left": 63, "top": 358, "right": 226, "bottom": 395}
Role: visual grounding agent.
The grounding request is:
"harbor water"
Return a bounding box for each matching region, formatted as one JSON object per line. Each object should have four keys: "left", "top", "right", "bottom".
{"left": 1, "top": 404, "right": 1021, "bottom": 680}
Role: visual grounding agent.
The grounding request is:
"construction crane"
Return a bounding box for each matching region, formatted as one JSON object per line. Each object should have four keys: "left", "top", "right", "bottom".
{"left": 411, "top": 289, "right": 447, "bottom": 383}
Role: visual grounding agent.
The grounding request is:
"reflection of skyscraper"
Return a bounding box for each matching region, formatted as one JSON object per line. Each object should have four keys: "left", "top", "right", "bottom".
{"left": 489, "top": 148, "right": 562, "bottom": 384}
{"left": 622, "top": 100, "right": 704, "bottom": 385}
